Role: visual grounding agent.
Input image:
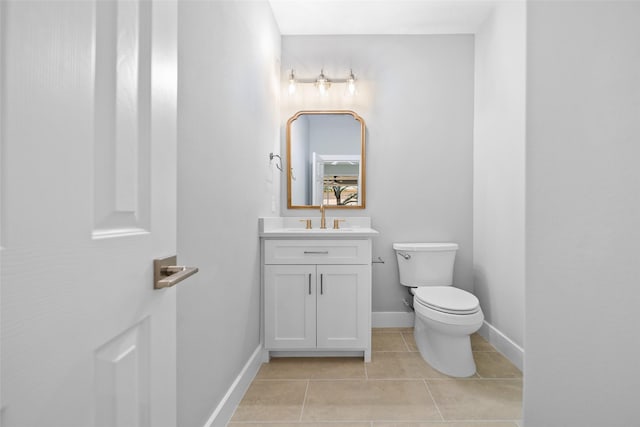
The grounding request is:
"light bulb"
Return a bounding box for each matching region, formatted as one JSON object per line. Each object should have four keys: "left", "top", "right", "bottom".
{"left": 346, "top": 70, "right": 356, "bottom": 96}
{"left": 317, "top": 80, "right": 328, "bottom": 95}
{"left": 315, "top": 69, "right": 331, "bottom": 95}
{"left": 288, "top": 70, "right": 296, "bottom": 95}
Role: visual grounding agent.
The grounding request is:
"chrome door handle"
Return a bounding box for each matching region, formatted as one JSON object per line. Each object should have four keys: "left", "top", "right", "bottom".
{"left": 154, "top": 255, "right": 199, "bottom": 289}
{"left": 304, "top": 251, "right": 329, "bottom": 255}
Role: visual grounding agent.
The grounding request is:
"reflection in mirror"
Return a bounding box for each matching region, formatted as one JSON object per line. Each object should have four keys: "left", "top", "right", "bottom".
{"left": 287, "top": 111, "right": 366, "bottom": 209}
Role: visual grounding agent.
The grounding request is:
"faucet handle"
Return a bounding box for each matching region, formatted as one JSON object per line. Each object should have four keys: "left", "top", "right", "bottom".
{"left": 333, "top": 219, "right": 346, "bottom": 230}
{"left": 299, "top": 219, "right": 312, "bottom": 229}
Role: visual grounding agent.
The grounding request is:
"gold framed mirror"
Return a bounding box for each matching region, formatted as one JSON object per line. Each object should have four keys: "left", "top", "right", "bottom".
{"left": 287, "top": 110, "right": 366, "bottom": 209}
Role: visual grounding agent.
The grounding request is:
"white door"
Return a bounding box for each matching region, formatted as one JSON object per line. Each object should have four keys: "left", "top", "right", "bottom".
{"left": 316, "top": 265, "right": 370, "bottom": 349}
{"left": 312, "top": 152, "right": 325, "bottom": 206}
{"left": 264, "top": 265, "right": 316, "bottom": 349}
{"left": 1, "top": 1, "right": 180, "bottom": 426}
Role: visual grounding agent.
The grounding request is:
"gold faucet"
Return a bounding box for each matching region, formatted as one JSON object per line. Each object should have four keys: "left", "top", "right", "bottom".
{"left": 319, "top": 204, "right": 327, "bottom": 229}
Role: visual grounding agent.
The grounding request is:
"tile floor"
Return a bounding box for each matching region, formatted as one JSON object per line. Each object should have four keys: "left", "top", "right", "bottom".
{"left": 229, "top": 328, "right": 522, "bottom": 427}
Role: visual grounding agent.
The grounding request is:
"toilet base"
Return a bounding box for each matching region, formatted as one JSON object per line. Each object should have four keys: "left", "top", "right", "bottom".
{"left": 414, "top": 314, "right": 478, "bottom": 377}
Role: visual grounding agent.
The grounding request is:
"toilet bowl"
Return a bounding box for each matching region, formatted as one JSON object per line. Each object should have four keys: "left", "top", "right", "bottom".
{"left": 393, "top": 243, "right": 484, "bottom": 377}
{"left": 412, "top": 286, "right": 483, "bottom": 377}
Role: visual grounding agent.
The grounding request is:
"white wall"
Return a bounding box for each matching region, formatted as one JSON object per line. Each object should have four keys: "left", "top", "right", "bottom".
{"left": 282, "top": 36, "right": 475, "bottom": 312}
{"left": 525, "top": 1, "right": 640, "bottom": 425}
{"left": 177, "top": 2, "right": 280, "bottom": 426}
{"left": 473, "top": 2, "right": 526, "bottom": 354}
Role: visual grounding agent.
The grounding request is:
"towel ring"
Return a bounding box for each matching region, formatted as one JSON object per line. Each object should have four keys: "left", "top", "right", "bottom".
{"left": 269, "top": 153, "right": 283, "bottom": 172}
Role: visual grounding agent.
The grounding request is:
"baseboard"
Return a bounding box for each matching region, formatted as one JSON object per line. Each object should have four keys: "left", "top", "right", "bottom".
{"left": 202, "top": 345, "right": 266, "bottom": 427}
{"left": 372, "top": 311, "right": 414, "bottom": 328}
{"left": 270, "top": 350, "right": 363, "bottom": 358}
{"left": 478, "top": 321, "right": 524, "bottom": 371}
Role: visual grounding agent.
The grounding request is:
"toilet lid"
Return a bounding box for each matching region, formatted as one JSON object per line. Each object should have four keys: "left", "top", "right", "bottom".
{"left": 414, "top": 286, "right": 480, "bottom": 315}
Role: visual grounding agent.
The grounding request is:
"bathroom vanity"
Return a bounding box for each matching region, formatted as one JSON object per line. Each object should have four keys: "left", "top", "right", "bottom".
{"left": 259, "top": 217, "right": 378, "bottom": 362}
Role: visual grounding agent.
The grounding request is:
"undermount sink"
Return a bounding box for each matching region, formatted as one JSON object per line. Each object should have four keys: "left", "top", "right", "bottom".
{"left": 259, "top": 217, "right": 378, "bottom": 238}
{"left": 284, "top": 227, "right": 354, "bottom": 232}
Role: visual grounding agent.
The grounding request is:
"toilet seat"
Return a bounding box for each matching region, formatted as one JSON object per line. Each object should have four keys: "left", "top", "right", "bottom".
{"left": 414, "top": 286, "right": 480, "bottom": 315}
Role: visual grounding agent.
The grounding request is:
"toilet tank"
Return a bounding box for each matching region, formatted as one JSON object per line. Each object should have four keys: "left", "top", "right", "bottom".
{"left": 393, "top": 243, "right": 458, "bottom": 287}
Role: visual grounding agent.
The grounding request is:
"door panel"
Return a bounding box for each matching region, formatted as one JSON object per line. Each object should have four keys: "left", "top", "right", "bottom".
{"left": 316, "top": 265, "right": 370, "bottom": 349}
{"left": 0, "top": 1, "right": 178, "bottom": 426}
{"left": 95, "top": 318, "right": 150, "bottom": 427}
{"left": 93, "top": 0, "right": 152, "bottom": 236}
{"left": 265, "top": 265, "right": 316, "bottom": 349}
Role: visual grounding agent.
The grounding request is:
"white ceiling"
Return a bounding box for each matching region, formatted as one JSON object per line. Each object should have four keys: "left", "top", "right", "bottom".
{"left": 268, "top": 0, "right": 502, "bottom": 35}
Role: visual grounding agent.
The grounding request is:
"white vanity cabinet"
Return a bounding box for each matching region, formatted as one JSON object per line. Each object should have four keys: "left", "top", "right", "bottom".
{"left": 262, "top": 239, "right": 372, "bottom": 361}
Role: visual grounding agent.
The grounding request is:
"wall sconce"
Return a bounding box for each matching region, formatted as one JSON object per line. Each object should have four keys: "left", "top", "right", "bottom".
{"left": 288, "top": 69, "right": 357, "bottom": 96}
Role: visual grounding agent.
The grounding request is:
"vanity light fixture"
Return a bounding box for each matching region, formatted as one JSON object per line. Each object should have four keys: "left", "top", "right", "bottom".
{"left": 287, "top": 69, "right": 357, "bottom": 96}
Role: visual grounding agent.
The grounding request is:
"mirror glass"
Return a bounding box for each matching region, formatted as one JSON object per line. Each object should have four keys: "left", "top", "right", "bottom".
{"left": 287, "top": 111, "right": 366, "bottom": 209}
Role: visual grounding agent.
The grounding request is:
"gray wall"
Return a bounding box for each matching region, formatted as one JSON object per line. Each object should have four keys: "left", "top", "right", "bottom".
{"left": 308, "top": 114, "right": 362, "bottom": 155}
{"left": 473, "top": 2, "right": 526, "bottom": 349}
{"left": 177, "top": 2, "right": 280, "bottom": 426}
{"left": 282, "top": 36, "right": 475, "bottom": 311}
{"left": 525, "top": 1, "right": 640, "bottom": 426}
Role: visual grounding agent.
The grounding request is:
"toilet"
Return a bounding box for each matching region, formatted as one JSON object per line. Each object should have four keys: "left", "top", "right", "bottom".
{"left": 393, "top": 243, "right": 483, "bottom": 377}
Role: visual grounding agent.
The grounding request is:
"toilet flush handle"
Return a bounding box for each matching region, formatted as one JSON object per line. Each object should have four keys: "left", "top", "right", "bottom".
{"left": 398, "top": 252, "right": 411, "bottom": 260}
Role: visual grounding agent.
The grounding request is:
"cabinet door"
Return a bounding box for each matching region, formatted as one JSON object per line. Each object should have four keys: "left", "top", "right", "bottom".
{"left": 264, "top": 265, "right": 316, "bottom": 349}
{"left": 316, "top": 265, "right": 371, "bottom": 349}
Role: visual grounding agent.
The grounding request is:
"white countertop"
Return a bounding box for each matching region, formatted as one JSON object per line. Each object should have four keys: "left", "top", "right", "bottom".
{"left": 259, "top": 217, "right": 379, "bottom": 238}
